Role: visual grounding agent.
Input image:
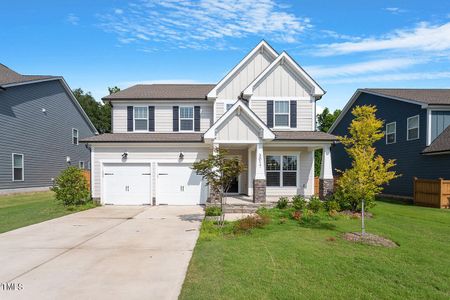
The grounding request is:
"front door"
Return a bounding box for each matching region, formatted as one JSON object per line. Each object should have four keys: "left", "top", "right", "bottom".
{"left": 225, "top": 176, "right": 239, "bottom": 194}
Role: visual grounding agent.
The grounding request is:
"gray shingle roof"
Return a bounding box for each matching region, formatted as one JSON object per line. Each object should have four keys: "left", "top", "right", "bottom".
{"left": 0, "top": 64, "right": 56, "bottom": 86}
{"left": 273, "top": 131, "right": 337, "bottom": 141}
{"left": 363, "top": 88, "right": 450, "bottom": 106}
{"left": 422, "top": 126, "right": 450, "bottom": 154}
{"left": 81, "top": 133, "right": 204, "bottom": 143}
{"left": 102, "top": 84, "right": 216, "bottom": 101}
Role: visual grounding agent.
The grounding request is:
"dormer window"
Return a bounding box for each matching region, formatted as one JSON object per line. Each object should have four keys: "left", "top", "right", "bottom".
{"left": 134, "top": 107, "right": 148, "bottom": 131}
{"left": 274, "top": 101, "right": 289, "bottom": 127}
{"left": 179, "top": 107, "right": 194, "bottom": 131}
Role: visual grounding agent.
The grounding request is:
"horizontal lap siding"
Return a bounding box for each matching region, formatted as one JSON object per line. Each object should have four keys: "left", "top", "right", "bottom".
{"left": 91, "top": 146, "right": 210, "bottom": 198}
{"left": 112, "top": 102, "right": 213, "bottom": 133}
{"left": 331, "top": 93, "right": 450, "bottom": 197}
{"left": 0, "top": 81, "right": 95, "bottom": 189}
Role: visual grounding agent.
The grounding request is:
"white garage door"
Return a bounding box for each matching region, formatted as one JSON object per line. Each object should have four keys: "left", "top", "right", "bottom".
{"left": 157, "top": 163, "right": 207, "bottom": 205}
{"left": 103, "top": 163, "right": 151, "bottom": 205}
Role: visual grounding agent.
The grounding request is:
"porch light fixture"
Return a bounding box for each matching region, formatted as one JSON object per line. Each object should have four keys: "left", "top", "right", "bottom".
{"left": 122, "top": 152, "right": 128, "bottom": 160}
{"left": 179, "top": 152, "right": 184, "bottom": 160}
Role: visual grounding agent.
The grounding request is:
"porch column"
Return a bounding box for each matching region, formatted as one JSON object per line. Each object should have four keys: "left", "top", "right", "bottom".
{"left": 253, "top": 142, "right": 266, "bottom": 203}
{"left": 209, "top": 142, "right": 221, "bottom": 204}
{"left": 319, "top": 144, "right": 334, "bottom": 199}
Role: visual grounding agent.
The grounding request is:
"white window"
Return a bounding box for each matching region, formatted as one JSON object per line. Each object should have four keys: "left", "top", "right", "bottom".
{"left": 179, "top": 106, "right": 194, "bottom": 131}
{"left": 72, "top": 128, "right": 79, "bottom": 145}
{"left": 266, "top": 155, "right": 297, "bottom": 187}
{"left": 134, "top": 107, "right": 148, "bottom": 131}
{"left": 79, "top": 161, "right": 85, "bottom": 169}
{"left": 386, "top": 122, "right": 396, "bottom": 144}
{"left": 274, "top": 101, "right": 290, "bottom": 127}
{"left": 12, "top": 153, "right": 24, "bottom": 181}
{"left": 407, "top": 115, "right": 420, "bottom": 141}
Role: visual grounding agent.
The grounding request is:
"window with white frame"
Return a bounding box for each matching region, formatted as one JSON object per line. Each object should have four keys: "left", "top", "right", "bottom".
{"left": 72, "top": 128, "right": 79, "bottom": 145}
{"left": 12, "top": 153, "right": 24, "bottom": 181}
{"left": 179, "top": 106, "right": 194, "bottom": 131}
{"left": 386, "top": 122, "right": 396, "bottom": 144}
{"left": 134, "top": 107, "right": 148, "bottom": 131}
{"left": 266, "top": 155, "right": 297, "bottom": 187}
{"left": 79, "top": 161, "right": 85, "bottom": 169}
{"left": 407, "top": 115, "right": 419, "bottom": 140}
{"left": 274, "top": 101, "right": 290, "bottom": 127}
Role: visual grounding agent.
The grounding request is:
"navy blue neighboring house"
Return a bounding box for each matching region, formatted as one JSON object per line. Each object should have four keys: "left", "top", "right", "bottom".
{"left": 329, "top": 89, "right": 450, "bottom": 198}
{"left": 0, "top": 64, "right": 98, "bottom": 193}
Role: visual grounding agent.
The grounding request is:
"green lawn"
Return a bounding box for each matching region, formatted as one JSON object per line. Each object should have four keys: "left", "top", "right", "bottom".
{"left": 180, "top": 200, "right": 450, "bottom": 299}
{"left": 0, "top": 191, "right": 96, "bottom": 233}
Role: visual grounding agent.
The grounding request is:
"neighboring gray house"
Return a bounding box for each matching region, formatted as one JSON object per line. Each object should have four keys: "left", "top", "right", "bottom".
{"left": 330, "top": 89, "right": 450, "bottom": 199}
{"left": 0, "top": 64, "right": 98, "bottom": 193}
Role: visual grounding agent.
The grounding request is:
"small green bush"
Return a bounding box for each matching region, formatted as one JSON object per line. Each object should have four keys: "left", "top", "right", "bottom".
{"left": 324, "top": 199, "right": 340, "bottom": 212}
{"left": 233, "top": 214, "right": 270, "bottom": 234}
{"left": 299, "top": 209, "right": 321, "bottom": 226}
{"left": 51, "top": 167, "right": 90, "bottom": 206}
{"left": 307, "top": 196, "right": 323, "bottom": 213}
{"left": 292, "top": 195, "right": 307, "bottom": 210}
{"left": 205, "top": 206, "right": 222, "bottom": 216}
{"left": 276, "top": 197, "right": 289, "bottom": 209}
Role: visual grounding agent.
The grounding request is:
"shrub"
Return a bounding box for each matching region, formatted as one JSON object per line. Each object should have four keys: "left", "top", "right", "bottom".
{"left": 307, "top": 196, "right": 323, "bottom": 213}
{"left": 299, "top": 209, "right": 321, "bottom": 226}
{"left": 291, "top": 210, "right": 302, "bottom": 221}
{"left": 205, "top": 206, "right": 222, "bottom": 216}
{"left": 233, "top": 214, "right": 270, "bottom": 234}
{"left": 51, "top": 167, "right": 90, "bottom": 206}
{"left": 292, "top": 195, "right": 307, "bottom": 210}
{"left": 276, "top": 197, "right": 289, "bottom": 209}
{"left": 324, "top": 199, "right": 340, "bottom": 212}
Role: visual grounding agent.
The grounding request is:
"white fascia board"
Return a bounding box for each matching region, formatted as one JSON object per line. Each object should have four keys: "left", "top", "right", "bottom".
{"left": 243, "top": 51, "right": 325, "bottom": 99}
{"left": 328, "top": 89, "right": 428, "bottom": 133}
{"left": 203, "top": 99, "right": 275, "bottom": 140}
{"left": 207, "top": 40, "right": 278, "bottom": 99}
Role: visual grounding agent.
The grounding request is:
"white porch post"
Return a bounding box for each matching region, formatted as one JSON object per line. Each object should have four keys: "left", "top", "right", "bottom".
{"left": 247, "top": 146, "right": 253, "bottom": 196}
{"left": 253, "top": 141, "right": 266, "bottom": 203}
{"left": 319, "top": 144, "right": 334, "bottom": 198}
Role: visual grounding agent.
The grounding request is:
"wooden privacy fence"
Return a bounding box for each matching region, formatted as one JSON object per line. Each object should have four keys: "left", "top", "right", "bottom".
{"left": 82, "top": 170, "right": 91, "bottom": 191}
{"left": 413, "top": 177, "right": 450, "bottom": 209}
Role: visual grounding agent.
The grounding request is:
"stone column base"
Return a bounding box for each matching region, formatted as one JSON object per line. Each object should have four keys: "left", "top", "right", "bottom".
{"left": 208, "top": 187, "right": 221, "bottom": 204}
{"left": 253, "top": 179, "right": 266, "bottom": 203}
{"left": 319, "top": 178, "right": 334, "bottom": 199}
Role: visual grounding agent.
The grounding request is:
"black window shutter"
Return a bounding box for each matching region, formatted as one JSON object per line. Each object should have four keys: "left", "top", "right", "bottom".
{"left": 127, "top": 106, "right": 133, "bottom": 132}
{"left": 148, "top": 106, "right": 155, "bottom": 132}
{"left": 267, "top": 101, "right": 274, "bottom": 128}
{"left": 194, "top": 106, "right": 201, "bottom": 132}
{"left": 173, "top": 106, "right": 179, "bottom": 132}
{"left": 290, "top": 100, "right": 297, "bottom": 128}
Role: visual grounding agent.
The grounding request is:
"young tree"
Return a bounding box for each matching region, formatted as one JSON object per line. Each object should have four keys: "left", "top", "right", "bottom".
{"left": 192, "top": 148, "right": 246, "bottom": 223}
{"left": 336, "top": 105, "right": 399, "bottom": 233}
{"left": 315, "top": 108, "right": 341, "bottom": 176}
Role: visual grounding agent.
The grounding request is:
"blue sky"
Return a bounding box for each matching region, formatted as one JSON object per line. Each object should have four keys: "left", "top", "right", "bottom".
{"left": 1, "top": 0, "right": 450, "bottom": 111}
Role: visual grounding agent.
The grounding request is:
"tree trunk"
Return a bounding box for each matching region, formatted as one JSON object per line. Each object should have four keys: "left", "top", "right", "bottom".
{"left": 361, "top": 199, "right": 365, "bottom": 235}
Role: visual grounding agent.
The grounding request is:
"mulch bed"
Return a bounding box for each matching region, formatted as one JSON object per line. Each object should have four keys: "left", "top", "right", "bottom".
{"left": 343, "top": 232, "right": 398, "bottom": 248}
{"left": 340, "top": 210, "right": 373, "bottom": 219}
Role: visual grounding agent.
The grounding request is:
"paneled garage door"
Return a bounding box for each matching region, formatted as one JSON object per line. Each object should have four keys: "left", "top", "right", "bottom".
{"left": 157, "top": 163, "right": 207, "bottom": 205}
{"left": 103, "top": 163, "right": 151, "bottom": 205}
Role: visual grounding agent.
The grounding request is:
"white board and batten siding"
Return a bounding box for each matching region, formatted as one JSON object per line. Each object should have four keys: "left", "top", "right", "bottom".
{"left": 91, "top": 145, "right": 210, "bottom": 204}
{"left": 215, "top": 112, "right": 261, "bottom": 142}
{"left": 112, "top": 102, "right": 213, "bottom": 133}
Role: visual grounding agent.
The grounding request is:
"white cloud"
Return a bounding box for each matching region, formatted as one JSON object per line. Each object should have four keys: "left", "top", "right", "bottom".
{"left": 322, "top": 71, "right": 450, "bottom": 84}
{"left": 98, "top": 0, "right": 311, "bottom": 49}
{"left": 315, "top": 22, "right": 450, "bottom": 56}
{"left": 66, "top": 13, "right": 79, "bottom": 25}
{"left": 306, "top": 58, "right": 423, "bottom": 78}
{"left": 384, "top": 7, "right": 406, "bottom": 14}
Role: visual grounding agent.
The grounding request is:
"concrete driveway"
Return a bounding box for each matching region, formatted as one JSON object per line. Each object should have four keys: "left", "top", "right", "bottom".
{"left": 0, "top": 205, "right": 204, "bottom": 300}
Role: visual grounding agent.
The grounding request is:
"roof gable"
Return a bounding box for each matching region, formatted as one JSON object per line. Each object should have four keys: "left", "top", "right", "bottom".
{"left": 204, "top": 99, "right": 275, "bottom": 141}
{"left": 207, "top": 40, "right": 278, "bottom": 99}
{"left": 243, "top": 52, "right": 325, "bottom": 99}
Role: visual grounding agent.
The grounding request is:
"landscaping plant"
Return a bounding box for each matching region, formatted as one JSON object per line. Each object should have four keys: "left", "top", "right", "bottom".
{"left": 205, "top": 206, "right": 222, "bottom": 216}
{"left": 276, "top": 196, "right": 289, "bottom": 209}
{"left": 307, "top": 196, "right": 323, "bottom": 213}
{"left": 51, "top": 166, "right": 90, "bottom": 206}
{"left": 292, "top": 195, "right": 307, "bottom": 210}
{"left": 336, "top": 105, "right": 399, "bottom": 234}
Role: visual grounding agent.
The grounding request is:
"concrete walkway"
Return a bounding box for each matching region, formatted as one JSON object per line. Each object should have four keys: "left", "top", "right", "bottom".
{"left": 0, "top": 205, "right": 204, "bottom": 300}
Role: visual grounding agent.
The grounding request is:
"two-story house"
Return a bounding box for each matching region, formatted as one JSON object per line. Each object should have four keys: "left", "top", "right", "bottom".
{"left": 82, "top": 41, "right": 336, "bottom": 205}
{"left": 0, "top": 64, "right": 98, "bottom": 194}
{"left": 330, "top": 89, "right": 450, "bottom": 199}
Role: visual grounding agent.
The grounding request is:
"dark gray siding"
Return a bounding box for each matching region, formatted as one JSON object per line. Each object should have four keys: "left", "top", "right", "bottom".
{"left": 0, "top": 80, "right": 96, "bottom": 189}
{"left": 331, "top": 92, "right": 450, "bottom": 197}
{"left": 431, "top": 111, "right": 450, "bottom": 141}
